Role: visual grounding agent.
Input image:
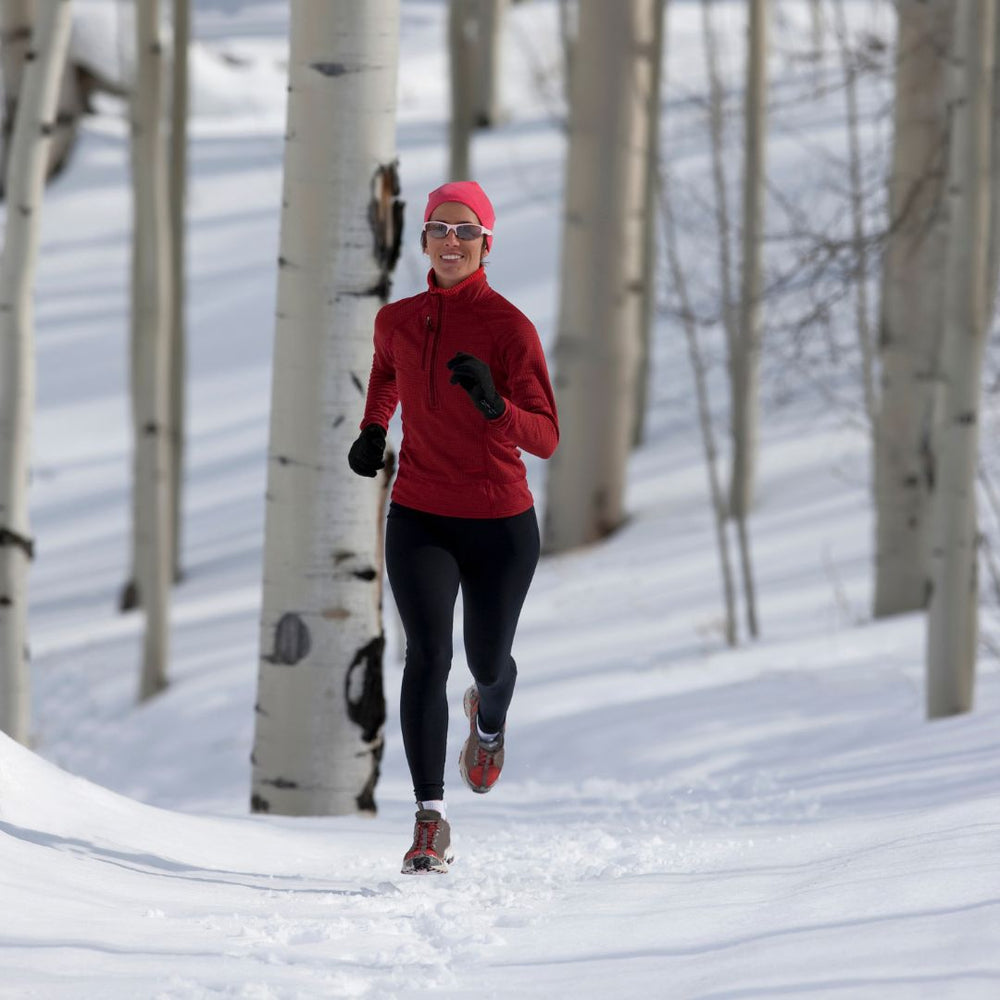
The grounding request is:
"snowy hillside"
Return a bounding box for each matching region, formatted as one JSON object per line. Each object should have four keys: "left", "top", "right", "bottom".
{"left": 2, "top": 2, "right": 999, "bottom": 997}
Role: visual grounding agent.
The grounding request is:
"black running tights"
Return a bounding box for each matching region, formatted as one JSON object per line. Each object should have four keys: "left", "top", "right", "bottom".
{"left": 385, "top": 502, "right": 540, "bottom": 802}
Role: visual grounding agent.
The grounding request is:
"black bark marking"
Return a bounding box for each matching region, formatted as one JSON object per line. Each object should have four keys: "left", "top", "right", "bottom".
{"left": 2, "top": 27, "right": 32, "bottom": 44}
{"left": 119, "top": 578, "right": 139, "bottom": 611}
{"left": 345, "top": 635, "right": 386, "bottom": 744}
{"left": 352, "top": 567, "right": 377, "bottom": 582}
{"left": 250, "top": 793, "right": 270, "bottom": 813}
{"left": 268, "top": 612, "right": 311, "bottom": 665}
{"left": 367, "top": 162, "right": 403, "bottom": 302}
{"left": 356, "top": 737, "right": 383, "bottom": 814}
{"left": 262, "top": 776, "right": 299, "bottom": 789}
{"left": 0, "top": 595, "right": 11, "bottom": 607}
{"left": 332, "top": 550, "right": 354, "bottom": 564}
{"left": 311, "top": 61, "right": 352, "bottom": 77}
{"left": 0, "top": 526, "right": 35, "bottom": 559}
{"left": 351, "top": 372, "right": 365, "bottom": 395}
{"left": 957, "top": 411, "right": 976, "bottom": 425}
{"left": 333, "top": 414, "right": 345, "bottom": 428}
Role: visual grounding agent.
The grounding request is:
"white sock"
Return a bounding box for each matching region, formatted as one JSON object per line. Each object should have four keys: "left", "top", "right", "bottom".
{"left": 476, "top": 717, "right": 501, "bottom": 744}
{"left": 419, "top": 799, "right": 446, "bottom": 818}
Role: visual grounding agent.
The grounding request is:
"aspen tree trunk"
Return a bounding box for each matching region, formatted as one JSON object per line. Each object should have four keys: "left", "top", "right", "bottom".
{"left": 729, "top": 0, "right": 768, "bottom": 521}
{"left": 834, "top": 0, "right": 876, "bottom": 426}
{"left": 449, "top": 0, "right": 475, "bottom": 179}
{"left": 926, "top": 0, "right": 995, "bottom": 719}
{"left": 702, "top": 0, "right": 738, "bottom": 386}
{"left": 168, "top": 0, "right": 190, "bottom": 582}
{"left": 474, "top": 0, "right": 506, "bottom": 127}
{"left": 250, "top": 0, "right": 401, "bottom": 817}
{"left": 659, "top": 168, "right": 738, "bottom": 647}
{"left": 558, "top": 0, "right": 574, "bottom": 122}
{"left": 986, "top": 11, "right": 1000, "bottom": 307}
{"left": 0, "top": 0, "right": 72, "bottom": 744}
{"left": 0, "top": 1, "right": 36, "bottom": 199}
{"left": 132, "top": 0, "right": 173, "bottom": 700}
{"left": 632, "top": 0, "right": 665, "bottom": 447}
{"left": 873, "top": 0, "right": 951, "bottom": 618}
{"left": 544, "top": 0, "right": 656, "bottom": 552}
{"left": 809, "top": 0, "right": 824, "bottom": 61}
{"left": 1, "top": 1, "right": 84, "bottom": 193}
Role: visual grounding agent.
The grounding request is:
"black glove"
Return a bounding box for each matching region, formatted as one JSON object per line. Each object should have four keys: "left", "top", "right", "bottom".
{"left": 447, "top": 352, "right": 506, "bottom": 420}
{"left": 348, "top": 424, "right": 386, "bottom": 477}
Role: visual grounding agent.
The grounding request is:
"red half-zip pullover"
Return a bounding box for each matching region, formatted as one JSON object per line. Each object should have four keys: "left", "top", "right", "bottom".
{"left": 362, "top": 267, "right": 559, "bottom": 518}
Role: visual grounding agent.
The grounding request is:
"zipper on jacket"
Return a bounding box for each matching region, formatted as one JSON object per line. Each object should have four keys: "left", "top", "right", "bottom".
{"left": 426, "top": 299, "right": 442, "bottom": 409}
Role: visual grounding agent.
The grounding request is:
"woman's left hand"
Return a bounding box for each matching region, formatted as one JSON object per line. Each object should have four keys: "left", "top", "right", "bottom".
{"left": 447, "top": 352, "right": 506, "bottom": 420}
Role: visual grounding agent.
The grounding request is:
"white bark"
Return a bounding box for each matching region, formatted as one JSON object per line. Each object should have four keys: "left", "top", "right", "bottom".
{"left": 131, "top": 0, "right": 173, "bottom": 700}
{"left": 632, "top": 0, "right": 665, "bottom": 446}
{"left": 474, "top": 0, "right": 506, "bottom": 127}
{"left": 833, "top": 0, "right": 876, "bottom": 426}
{"left": 0, "top": 1, "right": 36, "bottom": 197}
{"left": 729, "top": 0, "right": 768, "bottom": 521}
{"left": 0, "top": 0, "right": 73, "bottom": 744}
{"left": 448, "top": 0, "right": 475, "bottom": 179}
{"left": 1, "top": 1, "right": 88, "bottom": 192}
{"left": 926, "top": 0, "right": 995, "bottom": 719}
{"left": 557, "top": 0, "right": 574, "bottom": 123}
{"left": 250, "top": 0, "right": 401, "bottom": 817}
{"left": 169, "top": 0, "right": 190, "bottom": 582}
{"left": 702, "top": 0, "right": 738, "bottom": 390}
{"left": 987, "top": 10, "right": 1000, "bottom": 306}
{"left": 543, "top": 0, "right": 657, "bottom": 552}
{"left": 873, "top": 0, "right": 952, "bottom": 618}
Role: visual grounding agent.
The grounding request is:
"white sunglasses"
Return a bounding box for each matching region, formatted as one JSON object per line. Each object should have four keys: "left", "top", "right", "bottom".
{"left": 422, "top": 221, "right": 493, "bottom": 241}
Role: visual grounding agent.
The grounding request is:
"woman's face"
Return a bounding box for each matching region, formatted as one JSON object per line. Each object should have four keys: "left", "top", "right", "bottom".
{"left": 425, "top": 201, "right": 487, "bottom": 289}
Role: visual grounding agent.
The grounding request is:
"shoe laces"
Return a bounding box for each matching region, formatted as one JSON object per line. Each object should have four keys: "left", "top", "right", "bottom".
{"left": 414, "top": 819, "right": 439, "bottom": 854}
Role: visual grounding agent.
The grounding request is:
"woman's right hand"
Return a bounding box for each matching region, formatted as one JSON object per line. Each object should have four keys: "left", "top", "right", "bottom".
{"left": 348, "top": 424, "right": 387, "bottom": 477}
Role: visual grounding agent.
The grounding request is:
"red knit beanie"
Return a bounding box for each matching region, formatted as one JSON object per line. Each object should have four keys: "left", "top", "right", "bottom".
{"left": 424, "top": 181, "right": 495, "bottom": 250}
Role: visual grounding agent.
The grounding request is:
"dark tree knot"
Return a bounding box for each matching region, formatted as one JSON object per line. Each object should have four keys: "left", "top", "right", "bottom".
{"left": 0, "top": 526, "right": 35, "bottom": 560}
{"left": 268, "top": 612, "right": 311, "bottom": 665}
{"left": 311, "top": 61, "right": 350, "bottom": 77}
{"left": 345, "top": 635, "right": 386, "bottom": 744}
{"left": 368, "top": 162, "right": 404, "bottom": 301}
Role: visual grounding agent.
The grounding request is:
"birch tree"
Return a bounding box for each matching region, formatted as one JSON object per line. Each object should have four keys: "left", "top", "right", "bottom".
{"left": 474, "top": 0, "right": 506, "bottom": 127}
{"left": 169, "top": 0, "right": 190, "bottom": 582}
{"left": 132, "top": 0, "right": 173, "bottom": 699}
{"left": 0, "top": 1, "right": 36, "bottom": 197}
{"left": 250, "top": 0, "right": 402, "bottom": 817}
{"left": 833, "top": 0, "right": 876, "bottom": 426}
{"left": 926, "top": 0, "right": 996, "bottom": 719}
{"left": 544, "top": 0, "right": 657, "bottom": 552}
{"left": 0, "top": 0, "right": 73, "bottom": 744}
{"left": 873, "top": 0, "right": 952, "bottom": 618}
{"left": 632, "top": 0, "right": 665, "bottom": 446}
{"left": 449, "top": 0, "right": 476, "bottom": 179}
{"left": 1, "top": 0, "right": 89, "bottom": 194}
{"left": 728, "top": 0, "right": 768, "bottom": 521}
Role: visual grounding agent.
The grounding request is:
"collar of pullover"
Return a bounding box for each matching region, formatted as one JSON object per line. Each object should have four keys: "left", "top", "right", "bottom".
{"left": 426, "top": 266, "right": 489, "bottom": 299}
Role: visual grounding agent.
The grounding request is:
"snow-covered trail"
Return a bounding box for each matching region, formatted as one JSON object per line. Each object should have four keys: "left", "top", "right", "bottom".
{"left": 4, "top": 614, "right": 1000, "bottom": 998}
{"left": 3, "top": 1, "right": 1000, "bottom": 996}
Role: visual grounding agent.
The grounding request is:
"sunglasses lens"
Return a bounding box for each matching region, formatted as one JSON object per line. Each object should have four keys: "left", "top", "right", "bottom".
{"left": 424, "top": 222, "right": 486, "bottom": 240}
